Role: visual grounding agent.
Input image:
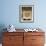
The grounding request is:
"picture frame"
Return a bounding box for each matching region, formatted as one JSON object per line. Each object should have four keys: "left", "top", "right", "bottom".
{"left": 19, "top": 5, "right": 34, "bottom": 23}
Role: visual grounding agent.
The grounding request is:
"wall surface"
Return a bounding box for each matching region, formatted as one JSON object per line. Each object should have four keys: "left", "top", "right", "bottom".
{"left": 0, "top": 0, "right": 46, "bottom": 29}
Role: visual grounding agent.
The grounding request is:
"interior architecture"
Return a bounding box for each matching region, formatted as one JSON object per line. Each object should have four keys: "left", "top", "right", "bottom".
{"left": 0, "top": 0, "right": 46, "bottom": 46}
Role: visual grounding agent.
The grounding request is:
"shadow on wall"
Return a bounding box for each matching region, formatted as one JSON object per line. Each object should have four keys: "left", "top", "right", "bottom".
{"left": 0, "top": 24, "right": 7, "bottom": 43}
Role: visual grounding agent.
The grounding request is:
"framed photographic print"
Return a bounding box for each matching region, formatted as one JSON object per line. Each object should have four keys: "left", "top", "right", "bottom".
{"left": 19, "top": 5, "right": 34, "bottom": 23}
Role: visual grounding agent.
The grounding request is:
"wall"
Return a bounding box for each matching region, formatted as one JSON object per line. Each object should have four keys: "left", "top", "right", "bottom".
{"left": 0, "top": 0, "right": 39, "bottom": 29}
{"left": 0, "top": 0, "right": 46, "bottom": 29}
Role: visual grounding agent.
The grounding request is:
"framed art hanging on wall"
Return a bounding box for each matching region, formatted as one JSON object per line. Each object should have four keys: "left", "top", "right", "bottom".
{"left": 19, "top": 5, "right": 34, "bottom": 23}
